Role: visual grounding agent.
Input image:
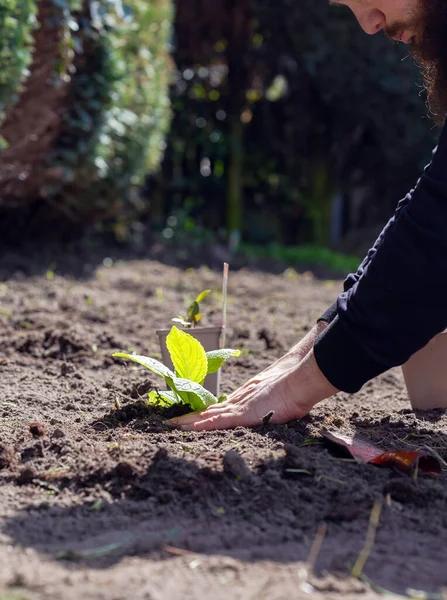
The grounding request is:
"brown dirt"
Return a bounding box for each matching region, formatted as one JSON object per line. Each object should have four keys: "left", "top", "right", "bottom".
{"left": 1, "top": 248, "right": 447, "bottom": 600}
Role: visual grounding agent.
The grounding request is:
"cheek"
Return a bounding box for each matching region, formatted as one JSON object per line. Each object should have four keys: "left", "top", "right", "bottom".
{"left": 380, "top": 0, "right": 416, "bottom": 22}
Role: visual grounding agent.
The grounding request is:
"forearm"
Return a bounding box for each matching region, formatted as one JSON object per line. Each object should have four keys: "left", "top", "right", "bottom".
{"left": 263, "top": 320, "right": 328, "bottom": 374}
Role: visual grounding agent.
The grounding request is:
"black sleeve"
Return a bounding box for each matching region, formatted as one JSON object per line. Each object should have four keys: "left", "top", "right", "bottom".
{"left": 314, "top": 124, "right": 447, "bottom": 393}
{"left": 317, "top": 215, "right": 398, "bottom": 325}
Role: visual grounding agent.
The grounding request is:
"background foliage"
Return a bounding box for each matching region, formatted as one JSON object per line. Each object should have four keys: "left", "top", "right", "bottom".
{"left": 0, "top": 0, "right": 172, "bottom": 239}
{"left": 0, "top": 0, "right": 438, "bottom": 255}
{"left": 146, "top": 0, "right": 436, "bottom": 252}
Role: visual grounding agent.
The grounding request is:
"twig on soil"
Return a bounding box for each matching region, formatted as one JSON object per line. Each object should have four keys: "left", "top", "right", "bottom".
{"left": 316, "top": 474, "right": 346, "bottom": 486}
{"left": 306, "top": 524, "right": 327, "bottom": 578}
{"left": 359, "top": 572, "right": 445, "bottom": 600}
{"left": 406, "top": 588, "right": 445, "bottom": 600}
{"left": 162, "top": 544, "right": 197, "bottom": 557}
{"left": 261, "top": 410, "right": 275, "bottom": 429}
{"left": 39, "top": 469, "right": 70, "bottom": 481}
{"left": 89, "top": 421, "right": 112, "bottom": 431}
{"left": 351, "top": 498, "right": 383, "bottom": 579}
{"left": 412, "top": 459, "right": 419, "bottom": 482}
{"left": 357, "top": 572, "right": 404, "bottom": 597}
{"left": 56, "top": 538, "right": 133, "bottom": 561}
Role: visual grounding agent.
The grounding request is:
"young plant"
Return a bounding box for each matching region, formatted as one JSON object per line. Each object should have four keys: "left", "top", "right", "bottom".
{"left": 113, "top": 326, "right": 240, "bottom": 411}
{"left": 172, "top": 289, "right": 211, "bottom": 328}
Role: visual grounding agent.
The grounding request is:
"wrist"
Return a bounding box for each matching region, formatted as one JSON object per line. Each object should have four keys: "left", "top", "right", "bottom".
{"left": 286, "top": 347, "right": 339, "bottom": 411}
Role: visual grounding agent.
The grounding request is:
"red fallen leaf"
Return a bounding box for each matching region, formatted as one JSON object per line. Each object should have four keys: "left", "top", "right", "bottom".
{"left": 321, "top": 430, "right": 441, "bottom": 475}
{"left": 370, "top": 451, "right": 441, "bottom": 474}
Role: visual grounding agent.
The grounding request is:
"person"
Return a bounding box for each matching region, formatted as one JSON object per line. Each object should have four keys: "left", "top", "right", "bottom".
{"left": 171, "top": 0, "right": 447, "bottom": 431}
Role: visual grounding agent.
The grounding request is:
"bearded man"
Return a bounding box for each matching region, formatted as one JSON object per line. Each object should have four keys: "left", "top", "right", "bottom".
{"left": 172, "top": 0, "right": 447, "bottom": 431}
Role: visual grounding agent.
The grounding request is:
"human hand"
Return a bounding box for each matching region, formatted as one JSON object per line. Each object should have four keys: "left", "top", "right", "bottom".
{"left": 169, "top": 341, "right": 338, "bottom": 431}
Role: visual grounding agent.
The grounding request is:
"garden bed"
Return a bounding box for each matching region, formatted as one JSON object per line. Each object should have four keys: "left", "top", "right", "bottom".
{"left": 0, "top": 247, "right": 446, "bottom": 600}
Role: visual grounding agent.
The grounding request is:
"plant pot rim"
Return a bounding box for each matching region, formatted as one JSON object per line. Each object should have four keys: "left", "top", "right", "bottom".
{"left": 156, "top": 326, "right": 223, "bottom": 335}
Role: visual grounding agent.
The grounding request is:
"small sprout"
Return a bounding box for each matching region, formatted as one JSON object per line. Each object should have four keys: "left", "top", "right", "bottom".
{"left": 178, "top": 442, "right": 192, "bottom": 452}
{"left": 173, "top": 289, "right": 211, "bottom": 328}
{"left": 91, "top": 344, "right": 98, "bottom": 353}
{"left": 216, "top": 507, "right": 225, "bottom": 516}
{"left": 300, "top": 438, "right": 323, "bottom": 447}
{"left": 282, "top": 268, "right": 300, "bottom": 281}
{"left": 113, "top": 326, "right": 240, "bottom": 412}
{"left": 114, "top": 398, "right": 121, "bottom": 410}
{"left": 90, "top": 499, "right": 103, "bottom": 511}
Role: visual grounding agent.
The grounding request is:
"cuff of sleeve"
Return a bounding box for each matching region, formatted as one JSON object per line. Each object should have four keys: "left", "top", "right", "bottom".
{"left": 313, "top": 316, "right": 389, "bottom": 393}
{"left": 317, "top": 301, "right": 338, "bottom": 324}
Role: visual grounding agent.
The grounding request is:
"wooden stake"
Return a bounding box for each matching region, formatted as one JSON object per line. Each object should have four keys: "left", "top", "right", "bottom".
{"left": 221, "top": 262, "right": 229, "bottom": 348}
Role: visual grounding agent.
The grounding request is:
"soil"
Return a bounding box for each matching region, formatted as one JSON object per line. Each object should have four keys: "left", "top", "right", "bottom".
{"left": 1, "top": 245, "right": 447, "bottom": 600}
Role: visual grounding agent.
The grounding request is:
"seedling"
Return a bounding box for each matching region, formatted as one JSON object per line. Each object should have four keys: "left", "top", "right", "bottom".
{"left": 172, "top": 289, "right": 211, "bottom": 328}
{"left": 113, "top": 326, "right": 240, "bottom": 411}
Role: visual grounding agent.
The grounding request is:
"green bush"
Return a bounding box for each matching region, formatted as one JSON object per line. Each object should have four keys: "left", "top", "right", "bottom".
{"left": 0, "top": 0, "right": 173, "bottom": 236}
{"left": 0, "top": 0, "right": 37, "bottom": 131}
{"left": 240, "top": 243, "right": 360, "bottom": 274}
{"left": 43, "top": 0, "right": 173, "bottom": 231}
{"left": 49, "top": 0, "right": 172, "bottom": 224}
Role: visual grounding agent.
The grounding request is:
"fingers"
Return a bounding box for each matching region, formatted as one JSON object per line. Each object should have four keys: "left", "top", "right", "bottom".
{"left": 168, "top": 411, "right": 208, "bottom": 427}
{"left": 168, "top": 405, "right": 222, "bottom": 425}
{"left": 169, "top": 403, "right": 247, "bottom": 430}
{"left": 177, "top": 411, "right": 246, "bottom": 431}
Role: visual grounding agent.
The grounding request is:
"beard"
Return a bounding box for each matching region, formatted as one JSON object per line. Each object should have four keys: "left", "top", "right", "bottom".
{"left": 387, "top": 0, "right": 447, "bottom": 126}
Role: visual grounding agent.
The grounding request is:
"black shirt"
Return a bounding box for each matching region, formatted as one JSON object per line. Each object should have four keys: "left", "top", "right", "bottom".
{"left": 314, "top": 121, "right": 447, "bottom": 393}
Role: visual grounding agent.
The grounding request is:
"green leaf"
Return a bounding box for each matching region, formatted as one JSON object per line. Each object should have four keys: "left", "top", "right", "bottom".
{"left": 193, "top": 313, "right": 203, "bottom": 325}
{"left": 206, "top": 349, "right": 241, "bottom": 375}
{"left": 172, "top": 317, "right": 191, "bottom": 327}
{"left": 166, "top": 326, "right": 207, "bottom": 383}
{"left": 186, "top": 300, "right": 199, "bottom": 324}
{"left": 195, "top": 289, "right": 211, "bottom": 303}
{"left": 172, "top": 377, "right": 218, "bottom": 410}
{"left": 147, "top": 390, "right": 179, "bottom": 406}
{"left": 112, "top": 353, "right": 174, "bottom": 379}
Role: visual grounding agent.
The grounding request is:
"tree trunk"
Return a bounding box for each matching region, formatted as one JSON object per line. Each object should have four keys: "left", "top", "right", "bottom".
{"left": 0, "top": 0, "right": 70, "bottom": 208}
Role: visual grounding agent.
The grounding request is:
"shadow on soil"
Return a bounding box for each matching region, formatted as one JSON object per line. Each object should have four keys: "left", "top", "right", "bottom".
{"left": 3, "top": 408, "right": 447, "bottom": 598}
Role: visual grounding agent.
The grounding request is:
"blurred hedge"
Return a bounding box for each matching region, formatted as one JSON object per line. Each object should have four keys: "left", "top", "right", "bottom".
{"left": 0, "top": 0, "right": 172, "bottom": 239}
{"left": 147, "top": 0, "right": 436, "bottom": 250}
{"left": 0, "top": 0, "right": 37, "bottom": 132}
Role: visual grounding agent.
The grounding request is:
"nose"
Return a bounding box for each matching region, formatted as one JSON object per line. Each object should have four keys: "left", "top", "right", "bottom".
{"left": 357, "top": 9, "right": 386, "bottom": 35}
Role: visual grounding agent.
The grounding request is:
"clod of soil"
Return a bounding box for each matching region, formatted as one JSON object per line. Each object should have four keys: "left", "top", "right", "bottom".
{"left": 29, "top": 421, "right": 46, "bottom": 438}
